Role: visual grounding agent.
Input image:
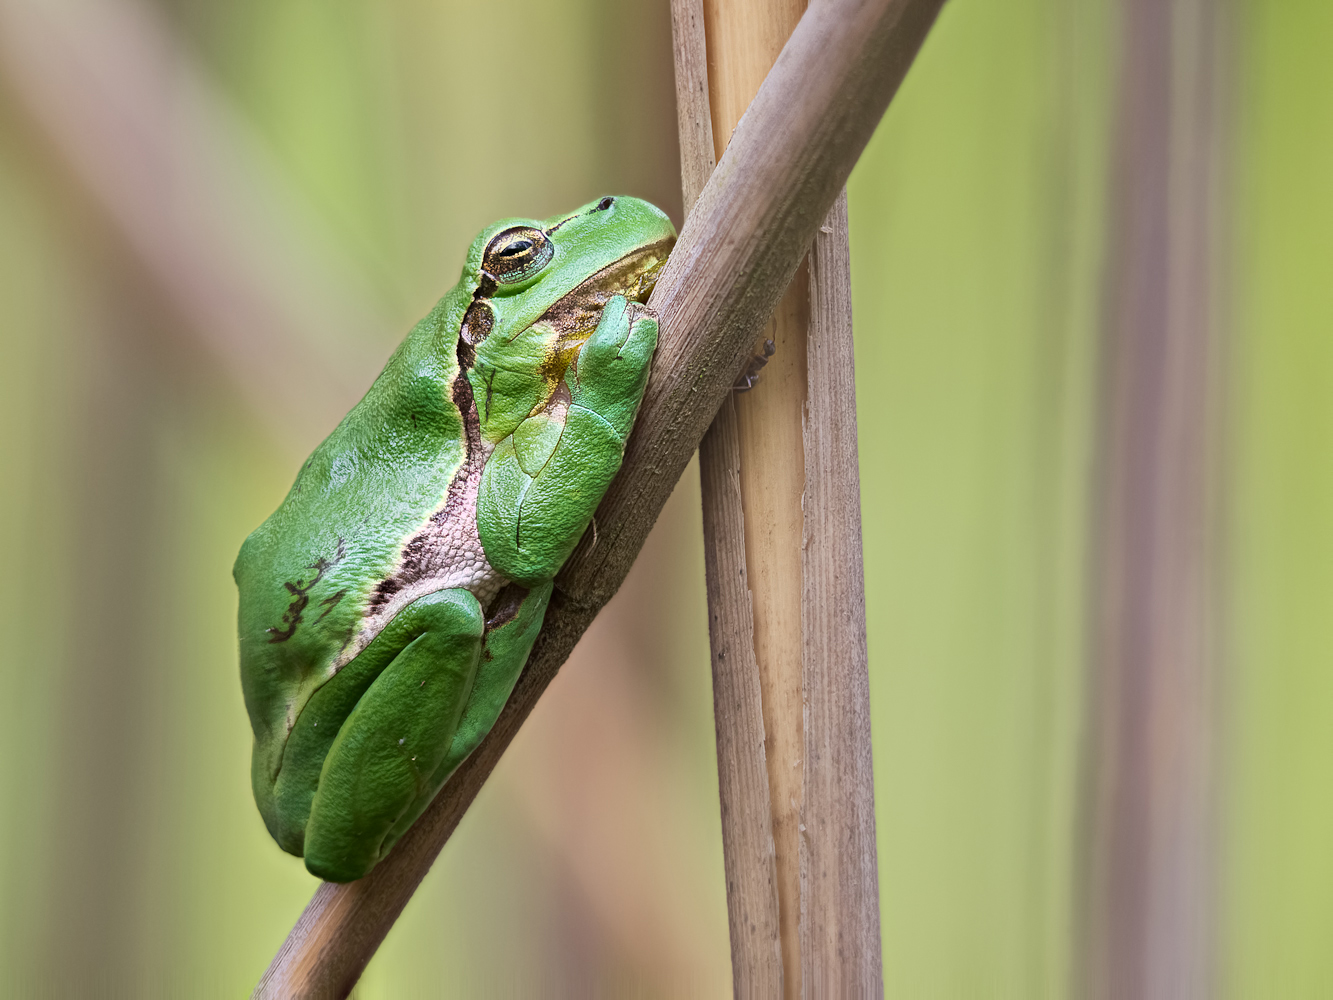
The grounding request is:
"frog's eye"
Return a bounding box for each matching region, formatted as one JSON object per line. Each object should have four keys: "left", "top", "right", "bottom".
{"left": 483, "top": 226, "right": 554, "bottom": 284}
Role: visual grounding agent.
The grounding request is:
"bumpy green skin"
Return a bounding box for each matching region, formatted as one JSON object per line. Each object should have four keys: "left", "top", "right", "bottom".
{"left": 235, "top": 197, "right": 674, "bottom": 882}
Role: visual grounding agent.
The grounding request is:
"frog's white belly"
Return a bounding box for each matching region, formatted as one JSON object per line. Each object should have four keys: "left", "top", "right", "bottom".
{"left": 333, "top": 438, "right": 507, "bottom": 672}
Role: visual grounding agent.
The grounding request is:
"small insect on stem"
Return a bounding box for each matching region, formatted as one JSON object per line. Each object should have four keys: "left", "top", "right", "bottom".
{"left": 734, "top": 339, "right": 776, "bottom": 392}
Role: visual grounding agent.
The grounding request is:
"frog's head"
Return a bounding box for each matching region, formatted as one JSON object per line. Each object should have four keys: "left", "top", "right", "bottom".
{"left": 455, "top": 195, "right": 676, "bottom": 442}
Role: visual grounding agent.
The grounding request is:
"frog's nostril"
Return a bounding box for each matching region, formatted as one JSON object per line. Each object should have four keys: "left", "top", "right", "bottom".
{"left": 593, "top": 197, "right": 614, "bottom": 212}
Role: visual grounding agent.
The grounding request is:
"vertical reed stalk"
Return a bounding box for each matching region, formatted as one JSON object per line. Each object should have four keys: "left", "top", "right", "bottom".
{"left": 678, "top": 0, "right": 894, "bottom": 992}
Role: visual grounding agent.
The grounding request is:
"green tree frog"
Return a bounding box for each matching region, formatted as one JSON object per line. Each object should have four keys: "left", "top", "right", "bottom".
{"left": 235, "top": 196, "right": 675, "bottom": 882}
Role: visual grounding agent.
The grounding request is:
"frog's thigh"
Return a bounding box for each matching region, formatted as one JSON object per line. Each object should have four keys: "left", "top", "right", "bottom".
{"left": 303, "top": 588, "right": 484, "bottom": 883}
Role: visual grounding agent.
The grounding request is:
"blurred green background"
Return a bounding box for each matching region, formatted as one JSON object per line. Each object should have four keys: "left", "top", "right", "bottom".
{"left": 0, "top": 0, "right": 1330, "bottom": 995}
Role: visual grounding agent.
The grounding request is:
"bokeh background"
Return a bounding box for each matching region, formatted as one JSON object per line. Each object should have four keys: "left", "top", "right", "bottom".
{"left": 0, "top": 0, "right": 1329, "bottom": 995}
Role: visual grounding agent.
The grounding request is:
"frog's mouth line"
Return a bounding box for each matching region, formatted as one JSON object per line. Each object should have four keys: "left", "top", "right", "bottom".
{"left": 537, "top": 236, "right": 675, "bottom": 352}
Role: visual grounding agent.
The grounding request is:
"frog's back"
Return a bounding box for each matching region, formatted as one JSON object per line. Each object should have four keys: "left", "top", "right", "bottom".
{"left": 235, "top": 291, "right": 491, "bottom": 734}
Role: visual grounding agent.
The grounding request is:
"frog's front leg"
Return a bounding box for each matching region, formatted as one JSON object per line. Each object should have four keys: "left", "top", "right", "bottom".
{"left": 274, "top": 588, "right": 486, "bottom": 882}
{"left": 478, "top": 295, "right": 657, "bottom": 585}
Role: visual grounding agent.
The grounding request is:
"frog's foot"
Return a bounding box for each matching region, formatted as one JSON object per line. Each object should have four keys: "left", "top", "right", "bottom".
{"left": 477, "top": 295, "right": 656, "bottom": 586}
{"left": 429, "top": 580, "right": 551, "bottom": 782}
{"left": 566, "top": 294, "right": 658, "bottom": 436}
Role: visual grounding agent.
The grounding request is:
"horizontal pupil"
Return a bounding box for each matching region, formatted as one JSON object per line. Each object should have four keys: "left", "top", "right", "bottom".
{"left": 501, "top": 241, "right": 533, "bottom": 258}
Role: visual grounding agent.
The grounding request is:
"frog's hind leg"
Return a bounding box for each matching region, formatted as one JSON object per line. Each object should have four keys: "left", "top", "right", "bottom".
{"left": 297, "top": 588, "right": 485, "bottom": 883}
{"left": 341, "top": 580, "right": 552, "bottom": 877}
